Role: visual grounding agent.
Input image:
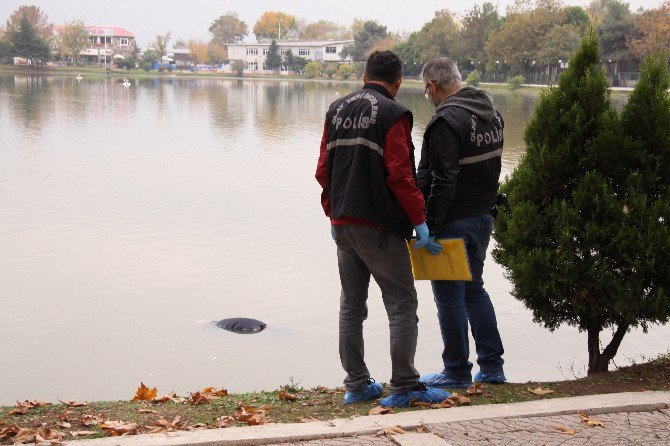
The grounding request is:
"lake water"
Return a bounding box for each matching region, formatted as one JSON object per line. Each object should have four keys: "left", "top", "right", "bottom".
{"left": 0, "top": 75, "right": 668, "bottom": 405}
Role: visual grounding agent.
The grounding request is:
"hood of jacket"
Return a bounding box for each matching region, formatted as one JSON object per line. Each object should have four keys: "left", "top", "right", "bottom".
{"left": 436, "top": 86, "right": 497, "bottom": 123}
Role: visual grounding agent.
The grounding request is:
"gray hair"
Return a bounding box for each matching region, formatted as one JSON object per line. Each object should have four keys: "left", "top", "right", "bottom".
{"left": 421, "top": 57, "right": 462, "bottom": 89}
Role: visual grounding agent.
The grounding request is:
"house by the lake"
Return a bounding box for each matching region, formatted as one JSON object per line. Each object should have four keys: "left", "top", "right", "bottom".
{"left": 53, "top": 26, "right": 136, "bottom": 64}
{"left": 227, "top": 39, "right": 353, "bottom": 74}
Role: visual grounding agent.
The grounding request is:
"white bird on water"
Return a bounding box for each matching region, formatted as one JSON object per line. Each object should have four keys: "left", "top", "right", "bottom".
{"left": 76, "top": 74, "right": 82, "bottom": 81}
{"left": 122, "top": 78, "right": 131, "bottom": 87}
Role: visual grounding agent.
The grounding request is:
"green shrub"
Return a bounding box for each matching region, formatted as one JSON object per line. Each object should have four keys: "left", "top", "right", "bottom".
{"left": 493, "top": 32, "right": 644, "bottom": 375}
{"left": 324, "top": 63, "right": 337, "bottom": 79}
{"left": 304, "top": 61, "right": 323, "bottom": 79}
{"left": 337, "top": 64, "right": 353, "bottom": 79}
{"left": 507, "top": 74, "right": 525, "bottom": 90}
{"left": 465, "top": 69, "right": 481, "bottom": 86}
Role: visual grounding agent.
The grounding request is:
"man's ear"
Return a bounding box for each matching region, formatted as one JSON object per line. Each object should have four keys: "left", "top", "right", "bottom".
{"left": 362, "top": 74, "right": 368, "bottom": 83}
{"left": 396, "top": 76, "right": 403, "bottom": 89}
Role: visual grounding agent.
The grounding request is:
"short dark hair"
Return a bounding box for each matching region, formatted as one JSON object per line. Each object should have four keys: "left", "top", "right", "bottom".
{"left": 365, "top": 50, "right": 403, "bottom": 84}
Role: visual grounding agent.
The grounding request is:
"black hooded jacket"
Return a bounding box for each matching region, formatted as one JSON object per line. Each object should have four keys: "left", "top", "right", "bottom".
{"left": 417, "top": 86, "right": 504, "bottom": 230}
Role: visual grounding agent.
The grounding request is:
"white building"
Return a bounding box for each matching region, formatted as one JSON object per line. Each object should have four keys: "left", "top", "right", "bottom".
{"left": 227, "top": 40, "right": 353, "bottom": 74}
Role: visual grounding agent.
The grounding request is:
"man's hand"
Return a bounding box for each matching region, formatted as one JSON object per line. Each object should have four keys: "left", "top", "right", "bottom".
{"left": 414, "top": 222, "right": 443, "bottom": 256}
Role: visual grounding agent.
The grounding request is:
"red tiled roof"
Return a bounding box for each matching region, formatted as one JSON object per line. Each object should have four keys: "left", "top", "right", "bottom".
{"left": 54, "top": 25, "right": 134, "bottom": 38}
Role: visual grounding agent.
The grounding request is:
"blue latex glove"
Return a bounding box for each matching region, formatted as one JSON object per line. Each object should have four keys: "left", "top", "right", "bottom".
{"left": 413, "top": 222, "right": 430, "bottom": 248}
{"left": 414, "top": 222, "right": 443, "bottom": 256}
{"left": 425, "top": 238, "right": 443, "bottom": 255}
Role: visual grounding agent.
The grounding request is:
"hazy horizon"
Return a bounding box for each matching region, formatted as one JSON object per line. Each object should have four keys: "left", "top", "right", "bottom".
{"left": 1, "top": 0, "right": 666, "bottom": 47}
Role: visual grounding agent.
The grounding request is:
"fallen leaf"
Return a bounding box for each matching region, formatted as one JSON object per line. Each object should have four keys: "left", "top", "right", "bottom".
{"left": 99, "top": 420, "right": 139, "bottom": 436}
{"left": 191, "top": 423, "right": 209, "bottom": 429}
{"left": 187, "top": 391, "right": 213, "bottom": 405}
{"left": 152, "top": 392, "right": 185, "bottom": 404}
{"left": 12, "top": 427, "right": 37, "bottom": 443}
{"left": 234, "top": 403, "right": 271, "bottom": 426}
{"left": 446, "top": 393, "right": 471, "bottom": 406}
{"left": 58, "top": 399, "right": 88, "bottom": 407}
{"left": 56, "top": 422, "right": 72, "bottom": 429}
{"left": 368, "top": 406, "right": 393, "bottom": 415}
{"left": 9, "top": 405, "right": 30, "bottom": 415}
{"left": 622, "top": 205, "right": 630, "bottom": 215}
{"left": 136, "top": 408, "right": 158, "bottom": 414}
{"left": 300, "top": 417, "right": 319, "bottom": 423}
{"left": 56, "top": 410, "right": 73, "bottom": 421}
{"left": 551, "top": 423, "right": 577, "bottom": 435}
{"left": 527, "top": 387, "right": 556, "bottom": 396}
{"left": 466, "top": 383, "right": 484, "bottom": 395}
{"left": 144, "top": 416, "right": 188, "bottom": 433}
{"left": 79, "top": 414, "right": 104, "bottom": 426}
{"left": 430, "top": 399, "right": 454, "bottom": 409}
{"left": 36, "top": 426, "right": 64, "bottom": 444}
{"left": 215, "top": 415, "right": 235, "bottom": 428}
{"left": 278, "top": 390, "right": 299, "bottom": 401}
{"left": 530, "top": 386, "right": 555, "bottom": 395}
{"left": 376, "top": 426, "right": 406, "bottom": 436}
{"left": 416, "top": 426, "right": 426, "bottom": 433}
{"left": 578, "top": 411, "right": 604, "bottom": 427}
{"left": 69, "top": 431, "right": 96, "bottom": 437}
{"left": 201, "top": 387, "right": 228, "bottom": 397}
{"left": 132, "top": 382, "right": 158, "bottom": 402}
{"left": 0, "top": 423, "right": 20, "bottom": 439}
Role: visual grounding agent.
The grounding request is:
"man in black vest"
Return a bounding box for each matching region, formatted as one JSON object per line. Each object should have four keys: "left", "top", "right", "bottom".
{"left": 316, "top": 51, "right": 449, "bottom": 407}
{"left": 417, "top": 57, "right": 507, "bottom": 389}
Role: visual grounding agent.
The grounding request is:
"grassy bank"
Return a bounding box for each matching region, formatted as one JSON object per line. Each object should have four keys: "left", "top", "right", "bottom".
{"left": 1, "top": 354, "right": 668, "bottom": 443}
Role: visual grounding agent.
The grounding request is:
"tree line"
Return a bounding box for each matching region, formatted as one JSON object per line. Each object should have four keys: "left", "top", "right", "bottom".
{"left": 1, "top": 1, "right": 668, "bottom": 84}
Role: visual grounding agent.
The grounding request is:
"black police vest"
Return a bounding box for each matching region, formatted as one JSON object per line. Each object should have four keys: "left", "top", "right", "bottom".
{"left": 325, "top": 84, "right": 416, "bottom": 238}
{"left": 422, "top": 105, "right": 503, "bottom": 223}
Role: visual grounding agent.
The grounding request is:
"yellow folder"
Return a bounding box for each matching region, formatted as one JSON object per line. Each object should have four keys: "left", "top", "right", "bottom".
{"left": 406, "top": 238, "right": 473, "bottom": 281}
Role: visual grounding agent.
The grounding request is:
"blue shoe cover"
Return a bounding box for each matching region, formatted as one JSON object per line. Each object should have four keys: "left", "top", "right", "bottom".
{"left": 474, "top": 370, "right": 507, "bottom": 384}
{"left": 343, "top": 379, "right": 383, "bottom": 404}
{"left": 419, "top": 372, "right": 472, "bottom": 389}
{"left": 379, "top": 384, "right": 451, "bottom": 407}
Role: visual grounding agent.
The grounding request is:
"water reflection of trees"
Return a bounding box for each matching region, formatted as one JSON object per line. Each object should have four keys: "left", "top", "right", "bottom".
{"left": 5, "top": 75, "right": 54, "bottom": 130}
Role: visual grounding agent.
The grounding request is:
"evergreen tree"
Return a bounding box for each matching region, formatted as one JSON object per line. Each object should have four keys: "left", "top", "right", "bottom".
{"left": 10, "top": 13, "right": 51, "bottom": 64}
{"left": 492, "top": 31, "right": 637, "bottom": 374}
{"left": 265, "top": 39, "right": 281, "bottom": 71}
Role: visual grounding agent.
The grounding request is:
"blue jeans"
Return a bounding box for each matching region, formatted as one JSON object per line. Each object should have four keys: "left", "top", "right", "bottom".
{"left": 431, "top": 213, "right": 505, "bottom": 381}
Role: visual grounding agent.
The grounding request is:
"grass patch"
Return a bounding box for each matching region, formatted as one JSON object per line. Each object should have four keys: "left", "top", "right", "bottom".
{"left": 1, "top": 355, "right": 668, "bottom": 443}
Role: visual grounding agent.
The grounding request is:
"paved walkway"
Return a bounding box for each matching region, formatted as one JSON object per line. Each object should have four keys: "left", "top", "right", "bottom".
{"left": 69, "top": 392, "right": 670, "bottom": 446}
{"left": 265, "top": 409, "right": 670, "bottom": 446}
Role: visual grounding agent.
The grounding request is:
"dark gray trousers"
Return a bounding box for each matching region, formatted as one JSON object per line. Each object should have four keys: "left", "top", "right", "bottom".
{"left": 334, "top": 224, "right": 420, "bottom": 394}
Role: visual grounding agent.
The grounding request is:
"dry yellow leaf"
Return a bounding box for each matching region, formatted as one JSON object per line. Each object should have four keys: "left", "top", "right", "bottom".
{"left": 58, "top": 399, "right": 88, "bottom": 407}
{"left": 376, "top": 426, "right": 406, "bottom": 436}
{"left": 368, "top": 406, "right": 393, "bottom": 415}
{"left": 300, "top": 417, "right": 319, "bottom": 423}
{"left": 79, "top": 414, "right": 104, "bottom": 426}
{"left": 99, "top": 420, "right": 139, "bottom": 436}
{"left": 56, "top": 421, "right": 72, "bottom": 429}
{"left": 132, "top": 382, "right": 158, "bottom": 402}
{"left": 36, "top": 426, "right": 64, "bottom": 444}
{"left": 278, "top": 390, "right": 299, "bottom": 401}
{"left": 466, "top": 383, "right": 484, "bottom": 395}
{"left": 551, "top": 423, "right": 577, "bottom": 435}
{"left": 527, "top": 387, "right": 556, "bottom": 396}
{"left": 12, "top": 427, "right": 37, "bottom": 443}
{"left": 215, "top": 415, "right": 235, "bottom": 428}
{"left": 578, "top": 411, "right": 604, "bottom": 427}
{"left": 447, "top": 393, "right": 471, "bottom": 406}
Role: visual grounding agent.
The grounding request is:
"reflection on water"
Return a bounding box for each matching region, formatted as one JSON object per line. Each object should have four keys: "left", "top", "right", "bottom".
{"left": 0, "top": 76, "right": 667, "bottom": 404}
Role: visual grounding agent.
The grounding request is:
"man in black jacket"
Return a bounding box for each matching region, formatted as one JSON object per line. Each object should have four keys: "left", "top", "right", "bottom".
{"left": 418, "top": 57, "right": 507, "bottom": 389}
{"left": 316, "top": 51, "right": 448, "bottom": 407}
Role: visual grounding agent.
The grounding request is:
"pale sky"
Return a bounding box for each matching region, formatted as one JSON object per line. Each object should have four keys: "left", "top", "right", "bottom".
{"left": 0, "top": 0, "right": 665, "bottom": 46}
